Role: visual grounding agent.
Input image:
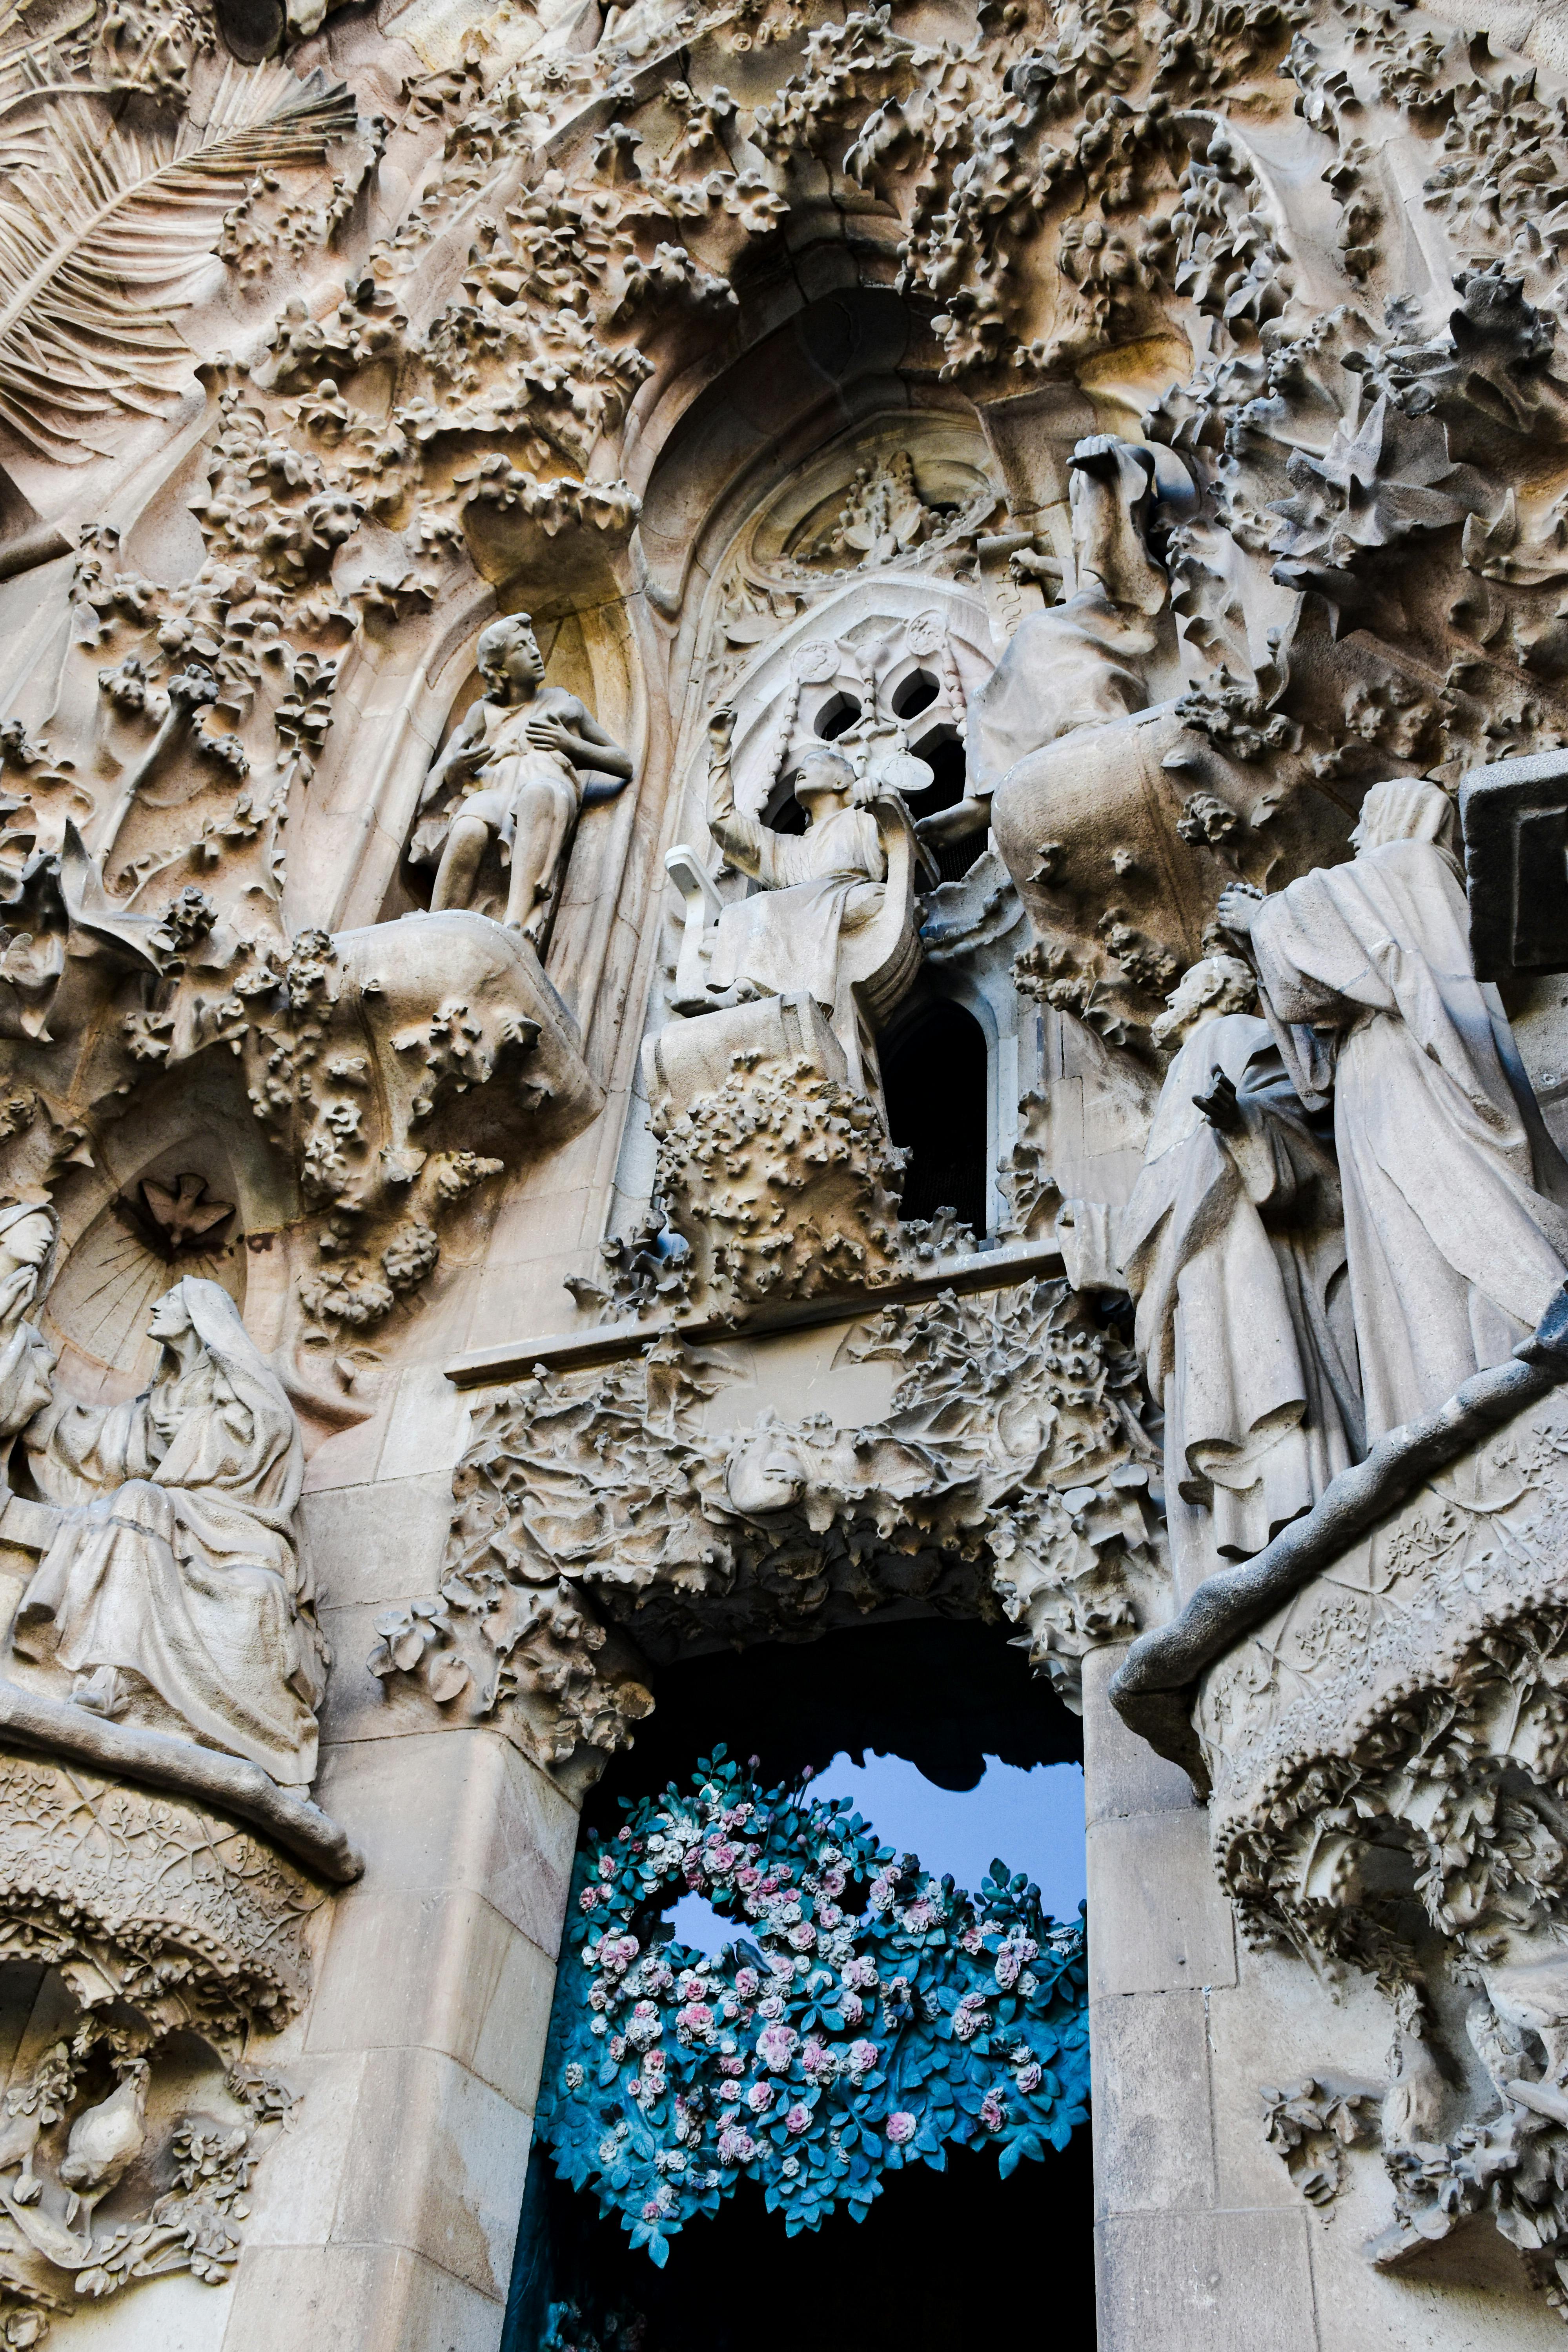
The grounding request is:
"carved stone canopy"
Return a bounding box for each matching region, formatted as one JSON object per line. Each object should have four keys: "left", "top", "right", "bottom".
{"left": 373, "top": 1276, "right": 1169, "bottom": 1788}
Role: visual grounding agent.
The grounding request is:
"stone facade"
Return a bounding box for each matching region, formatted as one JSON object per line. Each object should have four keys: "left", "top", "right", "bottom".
{"left": 12, "top": 0, "right": 1568, "bottom": 2342}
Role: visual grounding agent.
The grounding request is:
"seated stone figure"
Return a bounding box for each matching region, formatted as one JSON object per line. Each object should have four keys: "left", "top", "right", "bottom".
{"left": 16, "top": 1276, "right": 325, "bottom": 1786}
{"left": 662, "top": 708, "right": 923, "bottom": 1092}
{"left": 411, "top": 613, "right": 633, "bottom": 947}
{"left": 928, "top": 431, "right": 1178, "bottom": 852}
{"left": 704, "top": 714, "right": 888, "bottom": 1013}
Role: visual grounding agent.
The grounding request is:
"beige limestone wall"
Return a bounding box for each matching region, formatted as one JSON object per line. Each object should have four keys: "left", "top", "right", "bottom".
{"left": 216, "top": 1365, "right": 577, "bottom": 2352}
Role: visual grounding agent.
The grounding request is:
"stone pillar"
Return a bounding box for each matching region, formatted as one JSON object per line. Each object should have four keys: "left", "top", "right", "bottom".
{"left": 214, "top": 1365, "right": 579, "bottom": 2352}
{"left": 1084, "top": 1645, "right": 1565, "bottom": 2352}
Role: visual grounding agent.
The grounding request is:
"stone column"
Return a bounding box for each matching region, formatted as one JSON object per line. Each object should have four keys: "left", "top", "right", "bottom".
{"left": 214, "top": 1364, "right": 579, "bottom": 2352}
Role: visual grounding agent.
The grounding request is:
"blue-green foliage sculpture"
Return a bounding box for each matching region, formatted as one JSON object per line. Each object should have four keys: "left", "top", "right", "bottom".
{"left": 535, "top": 1749, "right": 1090, "bottom": 2265}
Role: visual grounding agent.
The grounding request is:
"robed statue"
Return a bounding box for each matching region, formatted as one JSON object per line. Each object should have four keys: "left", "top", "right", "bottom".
{"left": 0, "top": 1202, "right": 58, "bottom": 1443}
{"left": 702, "top": 718, "right": 889, "bottom": 1016}
{"left": 1118, "top": 956, "right": 1362, "bottom": 1603}
{"left": 1220, "top": 778, "right": 1568, "bottom": 1442}
{"left": 15, "top": 1275, "right": 325, "bottom": 1786}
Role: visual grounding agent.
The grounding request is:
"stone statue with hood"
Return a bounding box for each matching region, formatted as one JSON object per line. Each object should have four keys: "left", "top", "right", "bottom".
{"left": 927, "top": 431, "right": 1184, "bottom": 849}
{"left": 15, "top": 1275, "right": 326, "bottom": 1786}
{"left": 1220, "top": 777, "right": 1568, "bottom": 1443}
{"left": 1116, "top": 956, "right": 1362, "bottom": 1605}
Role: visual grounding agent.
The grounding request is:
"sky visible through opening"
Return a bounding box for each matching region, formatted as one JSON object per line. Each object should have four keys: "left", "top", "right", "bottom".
{"left": 663, "top": 1752, "right": 1086, "bottom": 1958}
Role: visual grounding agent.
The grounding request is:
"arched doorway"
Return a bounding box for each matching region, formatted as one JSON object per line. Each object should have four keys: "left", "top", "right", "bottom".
{"left": 505, "top": 1619, "right": 1094, "bottom": 2352}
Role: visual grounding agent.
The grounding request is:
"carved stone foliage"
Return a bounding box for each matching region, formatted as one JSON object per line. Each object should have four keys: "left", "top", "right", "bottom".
{"left": 240, "top": 911, "right": 598, "bottom": 1342}
{"left": 651, "top": 1056, "right": 910, "bottom": 1312}
{"left": 0, "top": 1739, "right": 319, "bottom": 2339}
{"left": 1193, "top": 1384, "right": 1568, "bottom": 2309}
{"left": 0, "top": 1751, "right": 319, "bottom": 2037}
{"left": 0, "top": 2012, "right": 294, "bottom": 2346}
{"left": 0, "top": 1750, "right": 314, "bottom": 2339}
{"left": 0, "top": 847, "right": 596, "bottom": 1376}
{"left": 371, "top": 1278, "right": 1166, "bottom": 1784}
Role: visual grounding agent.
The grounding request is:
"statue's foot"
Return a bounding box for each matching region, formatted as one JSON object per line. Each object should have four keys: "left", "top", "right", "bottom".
{"left": 69, "top": 1666, "right": 124, "bottom": 1718}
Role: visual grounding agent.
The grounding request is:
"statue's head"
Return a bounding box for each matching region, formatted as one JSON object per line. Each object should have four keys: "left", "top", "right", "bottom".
{"left": 725, "top": 1413, "right": 808, "bottom": 1516}
{"left": 793, "top": 748, "right": 856, "bottom": 821}
{"left": 1351, "top": 777, "right": 1455, "bottom": 855}
{"left": 146, "top": 1284, "right": 197, "bottom": 1347}
{"left": 477, "top": 615, "right": 545, "bottom": 699}
{"left": 1151, "top": 954, "right": 1257, "bottom": 1049}
{"left": 0, "top": 1201, "right": 57, "bottom": 1324}
{"left": 0, "top": 1205, "right": 55, "bottom": 1275}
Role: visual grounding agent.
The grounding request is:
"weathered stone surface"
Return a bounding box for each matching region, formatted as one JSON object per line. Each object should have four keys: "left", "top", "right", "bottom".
{"left": 14, "top": 0, "right": 1568, "bottom": 2339}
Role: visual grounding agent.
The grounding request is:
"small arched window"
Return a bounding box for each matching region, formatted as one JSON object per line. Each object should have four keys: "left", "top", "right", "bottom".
{"left": 881, "top": 997, "right": 989, "bottom": 1235}
{"left": 813, "top": 692, "right": 861, "bottom": 741}
{"left": 891, "top": 668, "right": 940, "bottom": 719}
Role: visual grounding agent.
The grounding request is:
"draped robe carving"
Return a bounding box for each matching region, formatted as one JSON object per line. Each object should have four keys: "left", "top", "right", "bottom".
{"left": 17, "top": 1278, "right": 324, "bottom": 1786}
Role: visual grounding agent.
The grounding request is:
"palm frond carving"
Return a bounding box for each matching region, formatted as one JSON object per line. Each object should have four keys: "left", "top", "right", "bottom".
{"left": 0, "top": 0, "right": 98, "bottom": 126}
{"left": 0, "top": 62, "right": 360, "bottom": 461}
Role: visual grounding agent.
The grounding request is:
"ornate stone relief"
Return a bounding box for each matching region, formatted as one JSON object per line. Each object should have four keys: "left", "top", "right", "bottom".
{"left": 0, "top": 1751, "right": 313, "bottom": 2344}
{"left": 21, "top": 0, "right": 1568, "bottom": 2332}
{"left": 372, "top": 1276, "right": 1166, "bottom": 1783}
{"left": 0, "top": 1213, "right": 344, "bottom": 2339}
{"left": 1192, "top": 1381, "right": 1568, "bottom": 2303}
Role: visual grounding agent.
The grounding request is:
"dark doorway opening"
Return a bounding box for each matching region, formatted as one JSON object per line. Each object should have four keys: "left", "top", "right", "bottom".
{"left": 504, "top": 1619, "right": 1093, "bottom": 2352}
{"left": 881, "top": 997, "right": 989, "bottom": 1236}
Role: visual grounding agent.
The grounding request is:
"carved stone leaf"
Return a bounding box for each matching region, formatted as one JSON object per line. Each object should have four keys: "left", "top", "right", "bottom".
{"left": 0, "top": 63, "right": 359, "bottom": 460}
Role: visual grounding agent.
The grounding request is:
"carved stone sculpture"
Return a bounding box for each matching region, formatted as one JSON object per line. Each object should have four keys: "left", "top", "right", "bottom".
{"left": 667, "top": 707, "right": 925, "bottom": 1090}
{"left": 967, "top": 436, "right": 1180, "bottom": 820}
{"left": 411, "top": 615, "right": 633, "bottom": 947}
{"left": 1188, "top": 1373, "right": 1568, "bottom": 2301}
{"left": 25, "top": 0, "right": 1568, "bottom": 2337}
{"left": 372, "top": 1279, "right": 1167, "bottom": 1782}
{"left": 1118, "top": 955, "right": 1361, "bottom": 1606}
{"left": 1221, "top": 778, "right": 1568, "bottom": 1440}
{"left": 0, "top": 1205, "right": 57, "bottom": 1445}
{"left": 16, "top": 1277, "right": 325, "bottom": 1786}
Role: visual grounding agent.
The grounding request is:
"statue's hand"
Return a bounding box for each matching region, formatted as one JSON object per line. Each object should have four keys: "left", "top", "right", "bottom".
{"left": 524, "top": 716, "right": 583, "bottom": 757}
{"left": 1073, "top": 431, "right": 1121, "bottom": 463}
{"left": 1216, "top": 881, "right": 1263, "bottom": 937}
{"left": 0, "top": 1266, "right": 37, "bottom": 1327}
{"left": 1193, "top": 1067, "right": 1243, "bottom": 1135}
{"left": 708, "top": 706, "right": 737, "bottom": 753}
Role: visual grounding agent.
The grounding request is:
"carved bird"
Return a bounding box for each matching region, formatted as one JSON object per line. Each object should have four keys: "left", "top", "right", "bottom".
{"left": 58, "top": 2062, "right": 148, "bottom": 2225}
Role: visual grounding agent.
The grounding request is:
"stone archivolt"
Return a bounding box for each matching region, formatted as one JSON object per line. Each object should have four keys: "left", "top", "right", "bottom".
{"left": 373, "top": 1277, "right": 1165, "bottom": 1783}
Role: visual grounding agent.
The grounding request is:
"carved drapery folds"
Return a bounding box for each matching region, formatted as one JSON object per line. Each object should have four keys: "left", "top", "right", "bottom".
{"left": 373, "top": 1278, "right": 1166, "bottom": 1784}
